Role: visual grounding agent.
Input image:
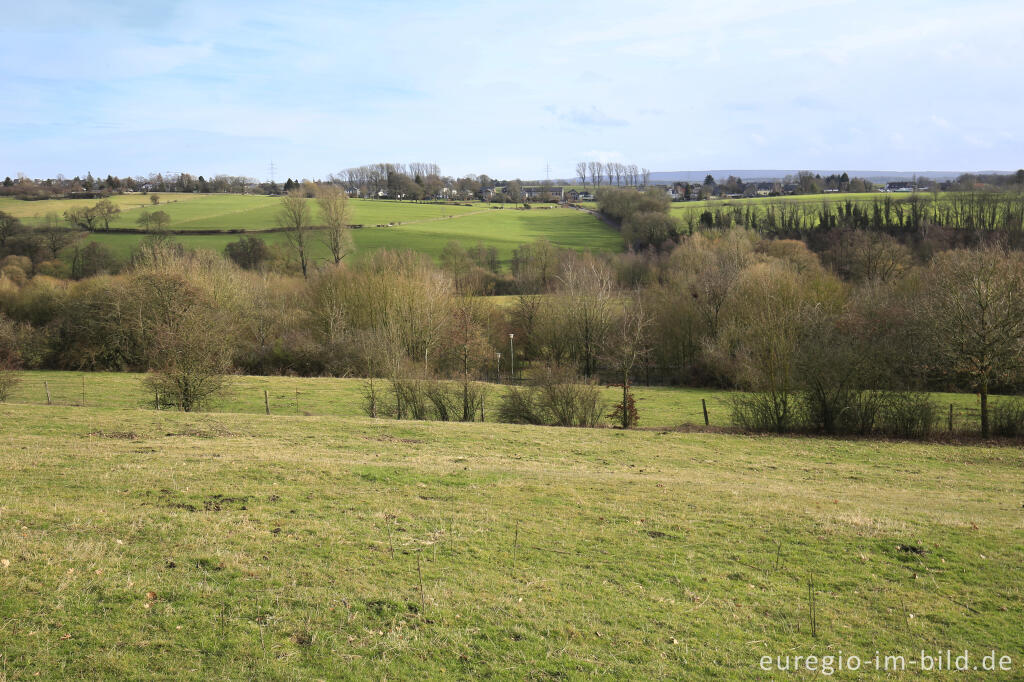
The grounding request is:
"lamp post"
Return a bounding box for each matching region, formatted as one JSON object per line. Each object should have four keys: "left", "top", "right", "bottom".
{"left": 508, "top": 333, "right": 515, "bottom": 381}
{"left": 496, "top": 352, "right": 502, "bottom": 383}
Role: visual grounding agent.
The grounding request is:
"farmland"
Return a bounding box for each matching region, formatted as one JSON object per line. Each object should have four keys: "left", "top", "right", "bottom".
{"left": 0, "top": 392, "right": 1020, "bottom": 678}
{"left": 0, "top": 194, "right": 623, "bottom": 265}
{"left": 82, "top": 203, "right": 622, "bottom": 264}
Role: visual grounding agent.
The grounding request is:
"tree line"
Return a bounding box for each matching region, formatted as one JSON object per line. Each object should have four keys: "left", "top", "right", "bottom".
{"left": 0, "top": 210, "right": 1022, "bottom": 437}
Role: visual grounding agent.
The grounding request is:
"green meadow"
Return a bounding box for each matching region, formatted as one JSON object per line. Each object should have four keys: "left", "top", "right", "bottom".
{"left": 6, "top": 370, "right": 992, "bottom": 432}
{"left": 81, "top": 205, "right": 623, "bottom": 265}
{"left": 0, "top": 383, "right": 1020, "bottom": 678}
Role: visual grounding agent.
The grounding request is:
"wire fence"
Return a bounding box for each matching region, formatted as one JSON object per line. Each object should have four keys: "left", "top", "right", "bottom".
{"left": 2, "top": 372, "right": 1007, "bottom": 436}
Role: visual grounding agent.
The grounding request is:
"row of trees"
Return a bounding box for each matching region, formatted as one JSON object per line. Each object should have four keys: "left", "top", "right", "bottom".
{"left": 595, "top": 187, "right": 1024, "bottom": 256}
{"left": 0, "top": 227, "right": 1021, "bottom": 436}
{"left": 575, "top": 162, "right": 651, "bottom": 189}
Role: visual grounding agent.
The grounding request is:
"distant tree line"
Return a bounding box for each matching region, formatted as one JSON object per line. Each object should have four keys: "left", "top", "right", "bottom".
{"left": 596, "top": 187, "right": 1024, "bottom": 252}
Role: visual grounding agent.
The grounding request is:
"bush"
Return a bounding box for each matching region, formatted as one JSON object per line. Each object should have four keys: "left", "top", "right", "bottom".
{"left": 728, "top": 392, "right": 799, "bottom": 433}
{"left": 0, "top": 366, "right": 19, "bottom": 401}
{"left": 425, "top": 381, "right": 460, "bottom": 421}
{"left": 496, "top": 365, "right": 606, "bottom": 427}
{"left": 497, "top": 385, "right": 545, "bottom": 425}
{"left": 878, "top": 392, "right": 937, "bottom": 438}
{"left": 390, "top": 376, "right": 430, "bottom": 420}
{"left": 534, "top": 365, "right": 606, "bottom": 427}
{"left": 991, "top": 398, "right": 1024, "bottom": 437}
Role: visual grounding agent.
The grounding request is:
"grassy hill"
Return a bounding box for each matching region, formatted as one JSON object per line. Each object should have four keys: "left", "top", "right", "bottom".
{"left": 0, "top": 397, "right": 1019, "bottom": 678}
{"left": 0, "top": 194, "right": 623, "bottom": 266}
{"left": 83, "top": 205, "right": 622, "bottom": 265}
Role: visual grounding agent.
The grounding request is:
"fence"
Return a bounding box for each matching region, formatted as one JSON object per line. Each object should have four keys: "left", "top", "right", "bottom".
{"left": 2, "top": 372, "right": 1008, "bottom": 436}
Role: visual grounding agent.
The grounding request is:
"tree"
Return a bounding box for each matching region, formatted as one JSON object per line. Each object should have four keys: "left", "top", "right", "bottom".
{"left": 64, "top": 206, "right": 100, "bottom": 231}
{"left": 224, "top": 236, "right": 271, "bottom": 270}
{"left": 316, "top": 184, "right": 352, "bottom": 265}
{"left": 278, "top": 189, "right": 312, "bottom": 278}
{"left": 558, "top": 254, "right": 616, "bottom": 377}
{"left": 921, "top": 247, "right": 1024, "bottom": 437}
{"left": 38, "top": 225, "right": 82, "bottom": 259}
{"left": 121, "top": 267, "right": 235, "bottom": 411}
{"left": 93, "top": 199, "right": 120, "bottom": 230}
{"left": 0, "top": 211, "right": 22, "bottom": 246}
{"left": 506, "top": 180, "right": 523, "bottom": 207}
{"left": 603, "top": 294, "right": 650, "bottom": 428}
{"left": 70, "top": 242, "right": 119, "bottom": 279}
{"left": 150, "top": 194, "right": 160, "bottom": 205}
{"left": 136, "top": 210, "right": 171, "bottom": 232}
{"left": 576, "top": 162, "right": 588, "bottom": 189}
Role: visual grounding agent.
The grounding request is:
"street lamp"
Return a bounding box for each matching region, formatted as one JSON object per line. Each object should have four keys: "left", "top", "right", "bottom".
{"left": 509, "top": 333, "right": 515, "bottom": 381}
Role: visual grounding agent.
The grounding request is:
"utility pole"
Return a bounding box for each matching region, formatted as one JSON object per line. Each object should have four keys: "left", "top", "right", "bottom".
{"left": 509, "top": 333, "right": 515, "bottom": 381}
{"left": 269, "top": 161, "right": 276, "bottom": 185}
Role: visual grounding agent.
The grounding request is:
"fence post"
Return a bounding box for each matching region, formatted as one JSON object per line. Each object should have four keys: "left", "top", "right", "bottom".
{"left": 81, "top": 376, "right": 86, "bottom": 406}
{"left": 948, "top": 403, "right": 954, "bottom": 432}
{"left": 264, "top": 390, "right": 270, "bottom": 415}
{"left": 702, "top": 398, "right": 710, "bottom": 426}
{"left": 45, "top": 381, "right": 51, "bottom": 405}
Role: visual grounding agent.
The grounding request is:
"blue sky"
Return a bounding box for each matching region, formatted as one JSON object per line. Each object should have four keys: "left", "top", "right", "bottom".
{"left": 1, "top": 0, "right": 1021, "bottom": 180}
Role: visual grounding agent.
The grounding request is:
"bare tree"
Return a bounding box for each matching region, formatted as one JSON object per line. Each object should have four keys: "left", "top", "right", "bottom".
{"left": 316, "top": 183, "right": 352, "bottom": 265}
{"left": 921, "top": 247, "right": 1024, "bottom": 437}
{"left": 576, "top": 161, "right": 588, "bottom": 189}
{"left": 559, "top": 254, "right": 616, "bottom": 377}
{"left": 93, "top": 199, "right": 120, "bottom": 230}
{"left": 278, "top": 189, "right": 312, "bottom": 278}
{"left": 603, "top": 293, "right": 651, "bottom": 427}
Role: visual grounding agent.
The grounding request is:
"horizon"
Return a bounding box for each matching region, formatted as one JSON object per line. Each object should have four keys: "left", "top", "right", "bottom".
{"left": 2, "top": 0, "right": 1022, "bottom": 180}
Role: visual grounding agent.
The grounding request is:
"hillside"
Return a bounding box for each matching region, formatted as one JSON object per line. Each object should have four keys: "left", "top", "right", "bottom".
{"left": 0, "top": 402, "right": 1019, "bottom": 678}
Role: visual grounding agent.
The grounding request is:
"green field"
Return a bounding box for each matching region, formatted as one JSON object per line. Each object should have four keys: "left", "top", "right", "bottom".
{"left": 6, "top": 371, "right": 992, "bottom": 432}
{"left": 81, "top": 205, "right": 622, "bottom": 265}
{"left": 0, "top": 195, "right": 482, "bottom": 231}
{"left": 0, "top": 385, "right": 1020, "bottom": 678}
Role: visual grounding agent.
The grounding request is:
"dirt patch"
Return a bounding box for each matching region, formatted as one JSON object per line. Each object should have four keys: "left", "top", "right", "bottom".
{"left": 87, "top": 430, "right": 139, "bottom": 440}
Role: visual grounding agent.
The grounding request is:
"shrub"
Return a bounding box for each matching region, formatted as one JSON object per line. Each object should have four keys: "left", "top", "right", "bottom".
{"left": 425, "top": 381, "right": 460, "bottom": 421}
{"left": 608, "top": 383, "right": 639, "bottom": 429}
{"left": 390, "top": 376, "right": 430, "bottom": 420}
{"left": 878, "top": 392, "right": 937, "bottom": 439}
{"left": 497, "top": 385, "right": 545, "bottom": 425}
{"left": 728, "top": 392, "right": 799, "bottom": 433}
{"left": 0, "top": 364, "right": 18, "bottom": 401}
{"left": 534, "top": 365, "right": 606, "bottom": 427}
{"left": 990, "top": 398, "right": 1024, "bottom": 438}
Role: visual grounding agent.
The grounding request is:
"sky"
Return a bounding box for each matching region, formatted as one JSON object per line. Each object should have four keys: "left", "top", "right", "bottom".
{"left": 1, "top": 0, "right": 1022, "bottom": 181}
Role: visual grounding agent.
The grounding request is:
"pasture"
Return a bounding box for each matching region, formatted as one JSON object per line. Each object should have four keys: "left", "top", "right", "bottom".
{"left": 4, "top": 371, "right": 992, "bottom": 431}
{"left": 0, "top": 195, "right": 482, "bottom": 231}
{"left": 81, "top": 205, "right": 622, "bottom": 265}
{"left": 0, "top": 392, "right": 1020, "bottom": 678}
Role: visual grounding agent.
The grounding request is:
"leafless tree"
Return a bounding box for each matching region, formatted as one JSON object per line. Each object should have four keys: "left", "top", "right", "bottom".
{"left": 316, "top": 183, "right": 352, "bottom": 265}
{"left": 279, "top": 189, "right": 312, "bottom": 278}
{"left": 576, "top": 161, "right": 588, "bottom": 189}
{"left": 603, "top": 293, "right": 651, "bottom": 427}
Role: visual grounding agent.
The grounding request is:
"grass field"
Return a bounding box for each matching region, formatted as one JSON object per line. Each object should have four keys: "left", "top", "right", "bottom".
{"left": 0, "top": 391, "right": 1020, "bottom": 678}
{"left": 6, "top": 371, "right": 993, "bottom": 432}
{"left": 0, "top": 195, "right": 482, "bottom": 231}
{"left": 81, "top": 206, "right": 622, "bottom": 265}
